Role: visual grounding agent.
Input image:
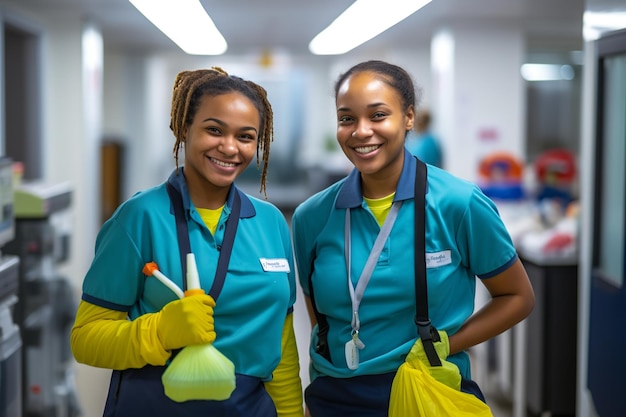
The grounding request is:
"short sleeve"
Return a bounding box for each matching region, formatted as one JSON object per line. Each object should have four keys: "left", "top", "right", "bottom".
{"left": 455, "top": 186, "right": 518, "bottom": 278}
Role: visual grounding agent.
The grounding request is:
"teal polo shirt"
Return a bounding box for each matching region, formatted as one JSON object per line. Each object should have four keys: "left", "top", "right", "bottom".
{"left": 82, "top": 168, "right": 297, "bottom": 380}
{"left": 292, "top": 150, "right": 517, "bottom": 381}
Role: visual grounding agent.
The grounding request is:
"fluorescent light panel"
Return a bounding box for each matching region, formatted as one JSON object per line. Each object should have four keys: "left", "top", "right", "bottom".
{"left": 520, "top": 64, "right": 574, "bottom": 82}
{"left": 310, "top": 0, "right": 432, "bottom": 55}
{"left": 129, "top": 0, "right": 227, "bottom": 55}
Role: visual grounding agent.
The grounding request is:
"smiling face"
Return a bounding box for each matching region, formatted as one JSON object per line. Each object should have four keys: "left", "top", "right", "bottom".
{"left": 183, "top": 92, "right": 260, "bottom": 208}
{"left": 336, "top": 71, "right": 414, "bottom": 197}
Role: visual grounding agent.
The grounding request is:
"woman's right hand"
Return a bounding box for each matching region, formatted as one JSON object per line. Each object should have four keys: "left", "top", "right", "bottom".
{"left": 157, "top": 294, "right": 216, "bottom": 350}
{"left": 407, "top": 330, "right": 461, "bottom": 390}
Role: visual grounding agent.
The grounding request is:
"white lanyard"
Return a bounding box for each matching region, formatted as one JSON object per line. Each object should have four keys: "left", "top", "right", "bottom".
{"left": 344, "top": 201, "right": 402, "bottom": 369}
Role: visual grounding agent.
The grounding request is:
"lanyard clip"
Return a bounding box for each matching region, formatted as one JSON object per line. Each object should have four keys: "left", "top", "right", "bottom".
{"left": 352, "top": 310, "right": 360, "bottom": 330}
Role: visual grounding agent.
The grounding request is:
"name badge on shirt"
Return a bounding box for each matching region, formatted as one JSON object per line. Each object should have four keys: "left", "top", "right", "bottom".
{"left": 259, "top": 258, "right": 291, "bottom": 273}
{"left": 425, "top": 250, "right": 452, "bottom": 268}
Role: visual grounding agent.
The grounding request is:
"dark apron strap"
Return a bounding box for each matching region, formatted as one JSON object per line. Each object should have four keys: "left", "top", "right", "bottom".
{"left": 166, "top": 182, "right": 192, "bottom": 291}
{"left": 413, "top": 158, "right": 442, "bottom": 367}
{"left": 165, "top": 182, "right": 241, "bottom": 299}
{"left": 308, "top": 259, "right": 331, "bottom": 362}
{"left": 210, "top": 191, "right": 241, "bottom": 299}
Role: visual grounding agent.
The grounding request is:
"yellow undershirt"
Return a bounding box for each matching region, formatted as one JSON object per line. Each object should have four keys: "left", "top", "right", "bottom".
{"left": 363, "top": 192, "right": 395, "bottom": 226}
{"left": 196, "top": 206, "right": 224, "bottom": 234}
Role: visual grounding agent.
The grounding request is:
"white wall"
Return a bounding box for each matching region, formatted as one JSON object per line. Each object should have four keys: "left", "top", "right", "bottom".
{"left": 43, "top": 14, "right": 111, "bottom": 415}
{"left": 100, "top": 46, "right": 434, "bottom": 199}
{"left": 432, "top": 25, "right": 526, "bottom": 182}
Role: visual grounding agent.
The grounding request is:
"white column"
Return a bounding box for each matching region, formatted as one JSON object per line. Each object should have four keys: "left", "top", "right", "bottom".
{"left": 430, "top": 24, "right": 528, "bottom": 417}
{"left": 43, "top": 15, "right": 109, "bottom": 417}
{"left": 431, "top": 26, "right": 526, "bottom": 182}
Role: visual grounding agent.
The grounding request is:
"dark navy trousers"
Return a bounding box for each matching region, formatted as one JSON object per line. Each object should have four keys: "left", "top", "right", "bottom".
{"left": 103, "top": 366, "right": 277, "bottom": 417}
{"left": 305, "top": 372, "right": 486, "bottom": 417}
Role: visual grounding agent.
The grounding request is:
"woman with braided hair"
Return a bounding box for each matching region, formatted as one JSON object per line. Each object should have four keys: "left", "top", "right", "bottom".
{"left": 71, "top": 68, "right": 303, "bottom": 417}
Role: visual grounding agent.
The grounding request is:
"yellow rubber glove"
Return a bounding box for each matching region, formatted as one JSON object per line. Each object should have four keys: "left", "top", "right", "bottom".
{"left": 72, "top": 295, "right": 217, "bottom": 370}
{"left": 71, "top": 300, "right": 171, "bottom": 369}
{"left": 406, "top": 330, "right": 461, "bottom": 391}
{"left": 156, "top": 293, "right": 216, "bottom": 350}
{"left": 263, "top": 313, "right": 304, "bottom": 417}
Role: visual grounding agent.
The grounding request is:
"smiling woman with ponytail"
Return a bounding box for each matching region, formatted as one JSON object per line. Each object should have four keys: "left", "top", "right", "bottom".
{"left": 292, "top": 60, "right": 534, "bottom": 416}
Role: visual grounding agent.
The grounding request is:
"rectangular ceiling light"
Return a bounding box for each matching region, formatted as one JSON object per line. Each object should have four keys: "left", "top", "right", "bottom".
{"left": 520, "top": 64, "right": 575, "bottom": 82}
{"left": 129, "top": 0, "right": 227, "bottom": 55}
{"left": 309, "top": 0, "right": 432, "bottom": 55}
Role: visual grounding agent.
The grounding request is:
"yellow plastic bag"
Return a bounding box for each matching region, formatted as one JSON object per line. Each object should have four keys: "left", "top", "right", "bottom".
{"left": 389, "top": 357, "right": 494, "bottom": 417}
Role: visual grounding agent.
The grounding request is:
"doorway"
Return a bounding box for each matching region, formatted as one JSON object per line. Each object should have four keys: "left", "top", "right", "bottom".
{"left": 3, "top": 14, "right": 43, "bottom": 180}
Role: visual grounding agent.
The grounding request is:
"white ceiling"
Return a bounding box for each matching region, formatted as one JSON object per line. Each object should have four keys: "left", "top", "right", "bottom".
{"left": 2, "top": 0, "right": 587, "bottom": 56}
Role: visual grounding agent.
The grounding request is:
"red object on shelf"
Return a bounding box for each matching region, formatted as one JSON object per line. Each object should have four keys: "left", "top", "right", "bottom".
{"left": 543, "top": 233, "right": 575, "bottom": 252}
{"left": 478, "top": 151, "right": 524, "bottom": 182}
{"left": 535, "top": 149, "right": 576, "bottom": 186}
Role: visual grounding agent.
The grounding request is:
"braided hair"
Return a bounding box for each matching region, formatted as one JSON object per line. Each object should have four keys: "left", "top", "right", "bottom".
{"left": 170, "top": 67, "right": 274, "bottom": 196}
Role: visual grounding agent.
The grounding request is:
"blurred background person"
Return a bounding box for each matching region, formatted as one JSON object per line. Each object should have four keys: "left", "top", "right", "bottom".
{"left": 406, "top": 109, "right": 443, "bottom": 168}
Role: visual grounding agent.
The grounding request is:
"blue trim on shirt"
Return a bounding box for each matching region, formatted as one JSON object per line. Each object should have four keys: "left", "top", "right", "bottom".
{"left": 336, "top": 150, "right": 420, "bottom": 208}
{"left": 478, "top": 254, "right": 519, "bottom": 279}
{"left": 167, "top": 168, "right": 256, "bottom": 218}
{"left": 82, "top": 293, "right": 130, "bottom": 312}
